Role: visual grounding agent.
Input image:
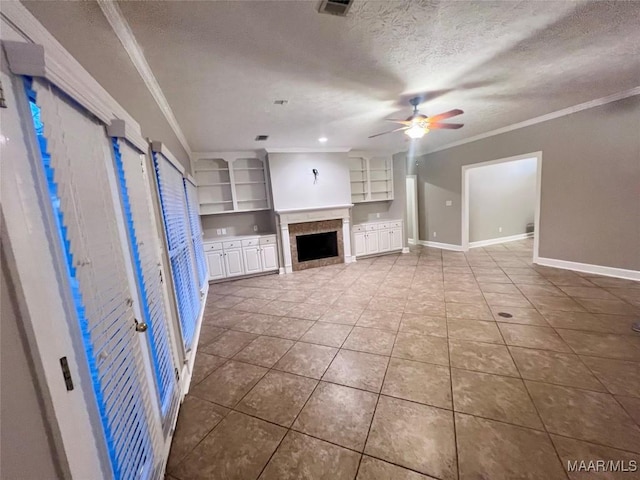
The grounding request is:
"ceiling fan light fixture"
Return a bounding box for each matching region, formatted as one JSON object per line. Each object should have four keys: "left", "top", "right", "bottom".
{"left": 405, "top": 124, "right": 427, "bottom": 139}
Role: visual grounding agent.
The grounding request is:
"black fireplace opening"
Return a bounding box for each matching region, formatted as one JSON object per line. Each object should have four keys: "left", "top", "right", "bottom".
{"left": 296, "top": 231, "right": 339, "bottom": 262}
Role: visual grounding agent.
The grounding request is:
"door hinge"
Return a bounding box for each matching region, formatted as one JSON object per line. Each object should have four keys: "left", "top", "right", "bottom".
{"left": 59, "top": 357, "right": 74, "bottom": 391}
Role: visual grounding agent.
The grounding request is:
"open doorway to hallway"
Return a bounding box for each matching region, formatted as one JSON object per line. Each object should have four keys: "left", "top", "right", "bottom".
{"left": 405, "top": 175, "right": 418, "bottom": 245}
{"left": 461, "top": 153, "right": 542, "bottom": 260}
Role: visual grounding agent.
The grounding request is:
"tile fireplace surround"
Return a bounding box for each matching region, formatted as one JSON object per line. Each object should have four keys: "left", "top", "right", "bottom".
{"left": 276, "top": 205, "right": 354, "bottom": 274}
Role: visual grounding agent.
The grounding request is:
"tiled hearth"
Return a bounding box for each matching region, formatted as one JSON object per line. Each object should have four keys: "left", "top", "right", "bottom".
{"left": 167, "top": 239, "right": 640, "bottom": 480}
{"left": 289, "top": 219, "right": 344, "bottom": 271}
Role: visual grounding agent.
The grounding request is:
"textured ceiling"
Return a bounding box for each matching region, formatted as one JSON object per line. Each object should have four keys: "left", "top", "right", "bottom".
{"left": 22, "top": 1, "right": 640, "bottom": 153}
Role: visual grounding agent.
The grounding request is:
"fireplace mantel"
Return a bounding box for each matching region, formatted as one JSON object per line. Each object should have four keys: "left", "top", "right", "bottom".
{"left": 276, "top": 205, "right": 354, "bottom": 274}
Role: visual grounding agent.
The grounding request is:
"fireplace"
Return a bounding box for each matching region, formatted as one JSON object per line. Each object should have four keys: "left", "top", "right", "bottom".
{"left": 296, "top": 231, "right": 338, "bottom": 262}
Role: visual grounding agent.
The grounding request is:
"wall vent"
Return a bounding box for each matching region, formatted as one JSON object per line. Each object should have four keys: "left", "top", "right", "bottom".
{"left": 255, "top": 135, "right": 269, "bottom": 141}
{"left": 318, "top": 0, "right": 353, "bottom": 17}
{"left": 273, "top": 100, "right": 288, "bottom": 105}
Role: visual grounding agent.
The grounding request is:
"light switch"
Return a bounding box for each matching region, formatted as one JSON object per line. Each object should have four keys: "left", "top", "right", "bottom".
{"left": 221, "top": 228, "right": 227, "bottom": 235}
{"left": 216, "top": 229, "right": 222, "bottom": 235}
{"left": 445, "top": 200, "right": 452, "bottom": 207}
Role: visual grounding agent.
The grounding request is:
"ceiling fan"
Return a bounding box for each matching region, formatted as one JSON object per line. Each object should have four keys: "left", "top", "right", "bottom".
{"left": 369, "top": 97, "right": 464, "bottom": 139}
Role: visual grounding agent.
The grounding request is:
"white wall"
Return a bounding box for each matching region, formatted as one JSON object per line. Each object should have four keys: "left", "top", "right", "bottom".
{"left": 468, "top": 157, "right": 537, "bottom": 242}
{"left": 268, "top": 152, "right": 351, "bottom": 211}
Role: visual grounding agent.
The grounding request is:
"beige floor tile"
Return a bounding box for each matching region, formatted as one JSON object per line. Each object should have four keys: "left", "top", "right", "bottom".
{"left": 365, "top": 396, "right": 457, "bottom": 480}
{"left": 236, "top": 371, "right": 317, "bottom": 427}
{"left": 517, "top": 284, "right": 566, "bottom": 297}
{"left": 278, "top": 289, "right": 311, "bottom": 303}
{"left": 382, "top": 357, "right": 451, "bottom": 409}
{"left": 559, "top": 286, "right": 619, "bottom": 300}
{"left": 490, "top": 306, "right": 548, "bottom": 325}
{"left": 302, "top": 289, "right": 343, "bottom": 305}
{"left": 580, "top": 356, "right": 640, "bottom": 397}
{"left": 616, "top": 395, "right": 640, "bottom": 424}
{"left": 446, "top": 302, "right": 493, "bottom": 321}
{"left": 356, "top": 456, "right": 436, "bottom": 480}
{"left": 191, "top": 353, "right": 227, "bottom": 385}
{"left": 201, "top": 330, "right": 259, "bottom": 358}
{"left": 318, "top": 306, "right": 364, "bottom": 325}
{"left": 260, "top": 431, "right": 361, "bottom": 480}
{"left": 334, "top": 294, "right": 373, "bottom": 309}
{"left": 299, "top": 322, "right": 352, "bottom": 347}
{"left": 287, "top": 302, "right": 331, "bottom": 321}
{"left": 404, "top": 298, "right": 447, "bottom": 316}
{"left": 447, "top": 319, "right": 504, "bottom": 344}
{"left": 265, "top": 317, "right": 315, "bottom": 340}
{"left": 400, "top": 314, "right": 447, "bottom": 338}
{"left": 393, "top": 332, "right": 449, "bottom": 366}
{"left": 260, "top": 300, "right": 297, "bottom": 316}
{"left": 293, "top": 382, "right": 377, "bottom": 451}
{"left": 377, "top": 286, "right": 411, "bottom": 299}
{"left": 274, "top": 342, "right": 338, "bottom": 379}
{"left": 191, "top": 360, "right": 267, "bottom": 407}
{"left": 357, "top": 309, "right": 403, "bottom": 331}
{"left": 449, "top": 339, "right": 519, "bottom": 377}
{"left": 455, "top": 413, "right": 566, "bottom": 480}
{"left": 479, "top": 283, "right": 521, "bottom": 294}
{"left": 197, "top": 324, "right": 227, "bottom": 347}
{"left": 483, "top": 292, "right": 532, "bottom": 308}
{"left": 232, "top": 297, "right": 272, "bottom": 313}
{"left": 205, "top": 309, "right": 250, "bottom": 328}
{"left": 575, "top": 297, "right": 639, "bottom": 315}
{"left": 342, "top": 326, "right": 396, "bottom": 356}
{"left": 167, "top": 396, "right": 229, "bottom": 471}
{"left": 550, "top": 435, "right": 640, "bottom": 480}
{"left": 444, "top": 290, "right": 485, "bottom": 304}
{"left": 368, "top": 295, "right": 408, "bottom": 312}
{"left": 526, "top": 295, "right": 587, "bottom": 313}
{"left": 451, "top": 368, "right": 543, "bottom": 429}
{"left": 498, "top": 324, "right": 571, "bottom": 352}
{"left": 509, "top": 347, "right": 605, "bottom": 391}
{"left": 323, "top": 349, "right": 389, "bottom": 392}
{"left": 556, "top": 329, "right": 640, "bottom": 361}
{"left": 526, "top": 381, "right": 640, "bottom": 452}
{"left": 608, "top": 287, "right": 640, "bottom": 307}
{"left": 233, "top": 336, "right": 294, "bottom": 368}
{"left": 173, "top": 411, "right": 286, "bottom": 480}
{"left": 543, "top": 311, "right": 637, "bottom": 335}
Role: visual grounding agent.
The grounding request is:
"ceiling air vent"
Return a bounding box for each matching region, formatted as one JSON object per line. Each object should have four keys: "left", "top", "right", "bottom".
{"left": 318, "top": 0, "right": 353, "bottom": 17}
{"left": 255, "top": 135, "right": 269, "bottom": 141}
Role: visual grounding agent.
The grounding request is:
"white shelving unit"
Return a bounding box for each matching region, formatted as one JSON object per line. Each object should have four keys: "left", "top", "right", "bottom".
{"left": 194, "top": 153, "right": 270, "bottom": 215}
{"left": 348, "top": 153, "right": 393, "bottom": 203}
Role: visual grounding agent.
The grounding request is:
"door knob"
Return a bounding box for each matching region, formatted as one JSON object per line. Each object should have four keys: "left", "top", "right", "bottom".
{"left": 135, "top": 320, "right": 148, "bottom": 333}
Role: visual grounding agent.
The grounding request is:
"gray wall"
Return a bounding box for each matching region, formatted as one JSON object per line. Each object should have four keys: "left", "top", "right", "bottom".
{"left": 468, "top": 157, "right": 537, "bottom": 242}
{"left": 22, "top": 0, "right": 192, "bottom": 170}
{"left": 415, "top": 95, "right": 640, "bottom": 270}
{"left": 351, "top": 152, "right": 408, "bottom": 247}
{"left": 201, "top": 210, "right": 276, "bottom": 239}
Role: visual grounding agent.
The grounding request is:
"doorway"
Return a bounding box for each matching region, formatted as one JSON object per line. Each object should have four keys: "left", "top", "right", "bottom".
{"left": 461, "top": 152, "right": 542, "bottom": 261}
{"left": 405, "top": 175, "right": 418, "bottom": 244}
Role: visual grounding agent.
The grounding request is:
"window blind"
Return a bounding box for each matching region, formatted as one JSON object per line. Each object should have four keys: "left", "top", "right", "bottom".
{"left": 184, "top": 179, "right": 208, "bottom": 289}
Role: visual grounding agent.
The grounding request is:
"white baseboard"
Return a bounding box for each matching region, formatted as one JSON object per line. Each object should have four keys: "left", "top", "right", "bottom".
{"left": 408, "top": 239, "right": 416, "bottom": 245}
{"left": 418, "top": 240, "right": 464, "bottom": 252}
{"left": 535, "top": 257, "right": 640, "bottom": 281}
{"left": 182, "top": 283, "right": 209, "bottom": 396}
{"left": 278, "top": 267, "right": 285, "bottom": 275}
{"left": 402, "top": 247, "right": 410, "bottom": 254}
{"left": 469, "top": 232, "right": 533, "bottom": 249}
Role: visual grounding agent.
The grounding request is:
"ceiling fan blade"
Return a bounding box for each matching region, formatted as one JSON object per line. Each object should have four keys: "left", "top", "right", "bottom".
{"left": 385, "top": 119, "right": 413, "bottom": 125}
{"left": 368, "top": 126, "right": 408, "bottom": 138}
{"left": 427, "top": 109, "right": 464, "bottom": 123}
{"left": 428, "top": 122, "right": 464, "bottom": 129}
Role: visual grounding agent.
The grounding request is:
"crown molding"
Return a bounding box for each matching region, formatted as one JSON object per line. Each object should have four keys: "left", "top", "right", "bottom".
{"left": 264, "top": 147, "right": 351, "bottom": 153}
{"left": 97, "top": 0, "right": 192, "bottom": 156}
{"left": 419, "top": 86, "right": 640, "bottom": 156}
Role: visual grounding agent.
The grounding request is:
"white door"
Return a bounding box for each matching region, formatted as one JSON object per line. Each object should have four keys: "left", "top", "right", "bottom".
{"left": 378, "top": 229, "right": 391, "bottom": 252}
{"left": 353, "top": 232, "right": 366, "bottom": 257}
{"left": 406, "top": 175, "right": 418, "bottom": 244}
{"left": 390, "top": 227, "right": 403, "bottom": 250}
{"left": 224, "top": 248, "right": 245, "bottom": 277}
{"left": 243, "top": 246, "right": 263, "bottom": 274}
{"left": 365, "top": 232, "right": 379, "bottom": 254}
{"left": 260, "top": 244, "right": 278, "bottom": 271}
{"left": 207, "top": 252, "right": 226, "bottom": 280}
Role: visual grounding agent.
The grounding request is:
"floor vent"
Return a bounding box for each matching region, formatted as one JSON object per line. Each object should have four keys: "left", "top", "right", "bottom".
{"left": 318, "top": 0, "right": 353, "bottom": 17}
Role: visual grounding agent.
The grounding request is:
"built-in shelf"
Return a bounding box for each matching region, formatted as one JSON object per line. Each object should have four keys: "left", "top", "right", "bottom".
{"left": 348, "top": 154, "right": 393, "bottom": 203}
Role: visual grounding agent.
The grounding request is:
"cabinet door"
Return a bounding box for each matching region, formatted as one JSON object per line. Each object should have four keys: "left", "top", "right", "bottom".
{"left": 260, "top": 244, "right": 278, "bottom": 271}
{"left": 353, "top": 232, "right": 366, "bottom": 257}
{"left": 390, "top": 227, "right": 403, "bottom": 250}
{"left": 224, "top": 248, "right": 245, "bottom": 277}
{"left": 365, "top": 232, "right": 379, "bottom": 254}
{"left": 207, "top": 251, "right": 226, "bottom": 280}
{"left": 378, "top": 229, "right": 391, "bottom": 252}
{"left": 243, "top": 246, "right": 263, "bottom": 274}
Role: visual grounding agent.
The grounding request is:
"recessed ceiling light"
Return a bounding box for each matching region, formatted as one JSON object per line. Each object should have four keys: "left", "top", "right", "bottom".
{"left": 318, "top": 137, "right": 328, "bottom": 143}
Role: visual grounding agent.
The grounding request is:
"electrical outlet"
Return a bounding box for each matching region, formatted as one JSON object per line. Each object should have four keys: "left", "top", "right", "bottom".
{"left": 253, "top": 225, "right": 258, "bottom": 232}
{"left": 376, "top": 213, "right": 380, "bottom": 218}
{"left": 433, "top": 232, "right": 437, "bottom": 238}
{"left": 445, "top": 200, "right": 452, "bottom": 207}
{"left": 216, "top": 229, "right": 222, "bottom": 235}
{"left": 221, "top": 228, "right": 227, "bottom": 235}
{"left": 499, "top": 227, "right": 503, "bottom": 233}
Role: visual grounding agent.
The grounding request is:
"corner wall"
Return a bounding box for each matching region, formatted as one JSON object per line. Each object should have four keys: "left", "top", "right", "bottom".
{"left": 415, "top": 95, "right": 640, "bottom": 270}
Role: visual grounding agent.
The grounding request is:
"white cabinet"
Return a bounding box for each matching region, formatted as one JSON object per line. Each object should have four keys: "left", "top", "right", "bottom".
{"left": 204, "top": 234, "right": 279, "bottom": 281}
{"left": 207, "top": 251, "right": 226, "bottom": 280}
{"left": 348, "top": 153, "right": 394, "bottom": 204}
{"left": 352, "top": 220, "right": 404, "bottom": 258}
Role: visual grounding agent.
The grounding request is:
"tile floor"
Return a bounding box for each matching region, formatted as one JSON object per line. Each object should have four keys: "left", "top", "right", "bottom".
{"left": 166, "top": 240, "right": 640, "bottom": 480}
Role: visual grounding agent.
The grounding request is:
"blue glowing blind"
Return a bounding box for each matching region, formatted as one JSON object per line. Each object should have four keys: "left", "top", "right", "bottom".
{"left": 184, "top": 179, "right": 207, "bottom": 289}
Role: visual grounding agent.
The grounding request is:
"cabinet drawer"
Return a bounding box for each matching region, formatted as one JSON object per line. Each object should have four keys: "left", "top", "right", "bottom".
{"left": 365, "top": 224, "right": 378, "bottom": 232}
{"left": 390, "top": 221, "right": 402, "bottom": 228}
{"left": 241, "top": 238, "right": 259, "bottom": 247}
{"left": 223, "top": 240, "right": 240, "bottom": 249}
{"left": 259, "top": 235, "right": 276, "bottom": 245}
{"left": 204, "top": 242, "right": 223, "bottom": 251}
{"left": 379, "top": 222, "right": 390, "bottom": 230}
{"left": 352, "top": 225, "right": 365, "bottom": 233}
